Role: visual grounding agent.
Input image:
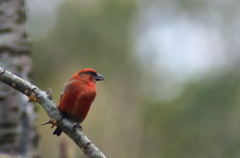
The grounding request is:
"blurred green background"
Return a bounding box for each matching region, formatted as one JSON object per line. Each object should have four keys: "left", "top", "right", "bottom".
{"left": 26, "top": 0, "right": 240, "bottom": 157}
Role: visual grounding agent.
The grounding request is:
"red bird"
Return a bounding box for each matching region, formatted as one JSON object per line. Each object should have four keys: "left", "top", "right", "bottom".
{"left": 53, "top": 68, "right": 104, "bottom": 136}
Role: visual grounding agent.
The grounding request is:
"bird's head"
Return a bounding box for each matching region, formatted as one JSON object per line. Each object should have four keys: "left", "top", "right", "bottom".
{"left": 74, "top": 68, "right": 105, "bottom": 82}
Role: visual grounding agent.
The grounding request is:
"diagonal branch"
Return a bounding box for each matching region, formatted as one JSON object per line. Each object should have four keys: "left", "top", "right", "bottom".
{"left": 0, "top": 66, "right": 107, "bottom": 158}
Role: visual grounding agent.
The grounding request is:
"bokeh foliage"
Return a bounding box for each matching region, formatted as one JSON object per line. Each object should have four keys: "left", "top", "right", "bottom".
{"left": 142, "top": 71, "right": 240, "bottom": 158}
{"left": 29, "top": 0, "right": 240, "bottom": 157}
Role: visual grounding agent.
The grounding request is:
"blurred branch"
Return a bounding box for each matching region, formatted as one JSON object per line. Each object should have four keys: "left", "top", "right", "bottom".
{"left": 60, "top": 139, "right": 74, "bottom": 158}
{"left": 0, "top": 67, "right": 107, "bottom": 158}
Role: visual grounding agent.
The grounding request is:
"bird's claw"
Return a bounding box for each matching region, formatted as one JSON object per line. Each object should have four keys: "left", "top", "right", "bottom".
{"left": 72, "top": 124, "right": 82, "bottom": 131}
{"left": 59, "top": 112, "right": 68, "bottom": 121}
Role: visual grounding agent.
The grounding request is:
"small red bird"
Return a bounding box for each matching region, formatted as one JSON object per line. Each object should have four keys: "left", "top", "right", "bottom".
{"left": 53, "top": 68, "right": 104, "bottom": 136}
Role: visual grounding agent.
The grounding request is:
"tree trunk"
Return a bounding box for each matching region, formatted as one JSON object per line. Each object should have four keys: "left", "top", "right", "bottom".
{"left": 0, "top": 0, "right": 39, "bottom": 157}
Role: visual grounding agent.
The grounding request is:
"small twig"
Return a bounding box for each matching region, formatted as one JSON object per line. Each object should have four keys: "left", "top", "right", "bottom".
{"left": 0, "top": 67, "right": 107, "bottom": 158}
{"left": 42, "top": 118, "right": 57, "bottom": 128}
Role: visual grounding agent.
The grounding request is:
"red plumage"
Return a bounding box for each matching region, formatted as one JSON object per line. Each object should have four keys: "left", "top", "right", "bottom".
{"left": 53, "top": 68, "right": 104, "bottom": 136}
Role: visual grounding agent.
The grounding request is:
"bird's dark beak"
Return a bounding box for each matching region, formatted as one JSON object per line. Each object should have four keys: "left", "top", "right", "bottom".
{"left": 95, "top": 73, "right": 105, "bottom": 81}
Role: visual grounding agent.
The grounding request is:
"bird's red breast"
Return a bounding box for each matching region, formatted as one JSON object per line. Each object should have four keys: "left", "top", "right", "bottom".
{"left": 58, "top": 68, "right": 104, "bottom": 123}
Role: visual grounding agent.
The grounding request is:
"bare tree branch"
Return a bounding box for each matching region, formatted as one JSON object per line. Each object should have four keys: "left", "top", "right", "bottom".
{"left": 0, "top": 66, "right": 107, "bottom": 158}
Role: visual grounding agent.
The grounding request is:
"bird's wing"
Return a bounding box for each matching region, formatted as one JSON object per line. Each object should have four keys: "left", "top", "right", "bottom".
{"left": 60, "top": 80, "right": 80, "bottom": 101}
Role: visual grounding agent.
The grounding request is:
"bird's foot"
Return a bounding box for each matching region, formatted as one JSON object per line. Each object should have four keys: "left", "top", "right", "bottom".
{"left": 72, "top": 124, "right": 82, "bottom": 131}
{"left": 59, "top": 112, "right": 68, "bottom": 121}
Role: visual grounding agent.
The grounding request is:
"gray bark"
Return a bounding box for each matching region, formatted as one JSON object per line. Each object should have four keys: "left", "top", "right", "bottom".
{"left": 0, "top": 0, "right": 39, "bottom": 157}
{"left": 0, "top": 67, "right": 107, "bottom": 158}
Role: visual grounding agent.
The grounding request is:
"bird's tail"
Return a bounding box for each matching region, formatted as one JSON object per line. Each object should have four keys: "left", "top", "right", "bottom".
{"left": 53, "top": 127, "right": 62, "bottom": 136}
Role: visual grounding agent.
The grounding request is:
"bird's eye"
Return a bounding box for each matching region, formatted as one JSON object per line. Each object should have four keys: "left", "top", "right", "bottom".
{"left": 88, "top": 71, "right": 96, "bottom": 76}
